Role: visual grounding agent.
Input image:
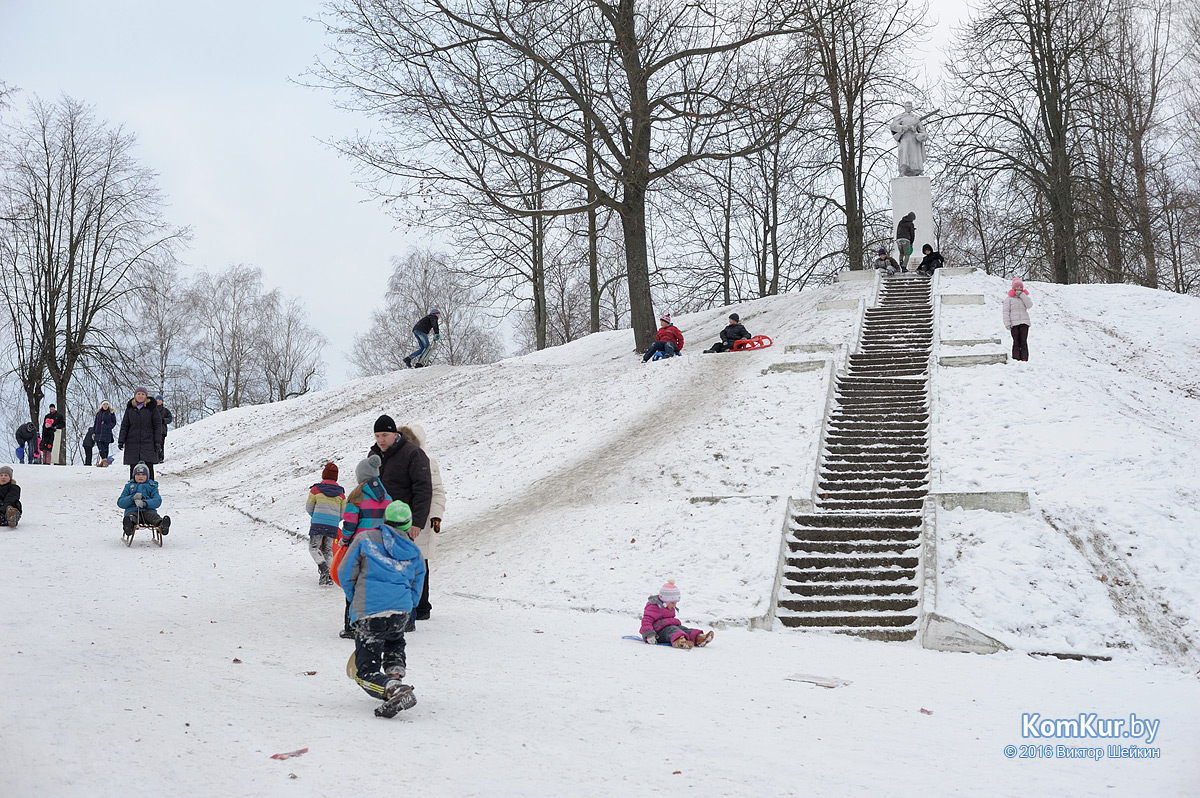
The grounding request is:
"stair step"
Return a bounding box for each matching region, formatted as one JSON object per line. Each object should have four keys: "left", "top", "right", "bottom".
{"left": 815, "top": 499, "right": 926, "bottom": 512}
{"left": 820, "top": 460, "right": 928, "bottom": 472}
{"left": 778, "top": 597, "right": 920, "bottom": 613}
{"left": 792, "top": 512, "right": 920, "bottom": 528}
{"left": 818, "top": 480, "right": 927, "bottom": 491}
{"left": 782, "top": 581, "right": 919, "bottom": 596}
{"left": 814, "top": 489, "right": 928, "bottom": 502}
{"left": 776, "top": 613, "right": 919, "bottom": 628}
{"left": 788, "top": 539, "right": 920, "bottom": 555}
{"left": 784, "top": 567, "right": 917, "bottom": 583}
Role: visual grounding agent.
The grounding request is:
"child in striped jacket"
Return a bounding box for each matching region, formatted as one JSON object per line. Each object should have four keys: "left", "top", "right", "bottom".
{"left": 337, "top": 454, "right": 392, "bottom": 638}
{"left": 306, "top": 462, "right": 346, "bottom": 586}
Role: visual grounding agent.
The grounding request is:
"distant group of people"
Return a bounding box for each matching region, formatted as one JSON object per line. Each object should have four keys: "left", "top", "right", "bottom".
{"left": 13, "top": 390, "right": 173, "bottom": 473}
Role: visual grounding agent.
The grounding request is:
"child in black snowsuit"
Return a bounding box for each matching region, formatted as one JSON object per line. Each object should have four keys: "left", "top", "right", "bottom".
{"left": 916, "top": 244, "right": 945, "bottom": 276}
{"left": 0, "top": 466, "right": 22, "bottom": 528}
{"left": 702, "top": 313, "right": 753, "bottom": 353}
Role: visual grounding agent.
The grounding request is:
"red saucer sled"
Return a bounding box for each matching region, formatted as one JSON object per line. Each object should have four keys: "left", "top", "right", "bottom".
{"left": 731, "top": 335, "right": 773, "bottom": 351}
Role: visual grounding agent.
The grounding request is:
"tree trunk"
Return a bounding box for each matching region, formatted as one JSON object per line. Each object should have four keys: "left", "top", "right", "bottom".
{"left": 620, "top": 190, "right": 655, "bottom": 352}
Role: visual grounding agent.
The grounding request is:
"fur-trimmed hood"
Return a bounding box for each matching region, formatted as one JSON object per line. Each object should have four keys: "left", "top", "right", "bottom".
{"left": 399, "top": 424, "right": 427, "bottom": 450}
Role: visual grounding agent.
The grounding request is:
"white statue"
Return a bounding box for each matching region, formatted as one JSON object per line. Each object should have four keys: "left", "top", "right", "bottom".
{"left": 890, "top": 102, "right": 929, "bottom": 177}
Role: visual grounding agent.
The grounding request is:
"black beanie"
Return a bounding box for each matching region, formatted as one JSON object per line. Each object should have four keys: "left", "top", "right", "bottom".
{"left": 729, "top": 313, "right": 740, "bottom": 322}
{"left": 374, "top": 414, "right": 398, "bottom": 434}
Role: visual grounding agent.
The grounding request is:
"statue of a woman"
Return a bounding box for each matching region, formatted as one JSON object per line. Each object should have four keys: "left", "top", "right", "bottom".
{"left": 890, "top": 102, "right": 929, "bottom": 177}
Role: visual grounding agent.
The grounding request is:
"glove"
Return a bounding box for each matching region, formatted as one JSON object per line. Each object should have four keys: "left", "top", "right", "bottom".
{"left": 644, "top": 635, "right": 657, "bottom": 645}
{"left": 431, "top": 518, "right": 441, "bottom": 533}
{"left": 434, "top": 334, "right": 440, "bottom": 341}
{"left": 135, "top": 499, "right": 146, "bottom": 509}
{"left": 118, "top": 443, "right": 124, "bottom": 450}
{"left": 133, "top": 493, "right": 144, "bottom": 500}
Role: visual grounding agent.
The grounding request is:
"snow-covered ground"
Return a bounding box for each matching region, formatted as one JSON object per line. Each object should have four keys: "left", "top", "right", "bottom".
{"left": 3, "top": 273, "right": 1199, "bottom": 796}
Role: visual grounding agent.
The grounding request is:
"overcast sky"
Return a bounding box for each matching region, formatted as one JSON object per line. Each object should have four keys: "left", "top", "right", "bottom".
{"left": 1, "top": 1, "right": 966, "bottom": 388}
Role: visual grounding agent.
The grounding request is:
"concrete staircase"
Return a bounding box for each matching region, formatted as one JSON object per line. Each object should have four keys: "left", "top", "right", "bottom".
{"left": 777, "top": 273, "right": 932, "bottom": 641}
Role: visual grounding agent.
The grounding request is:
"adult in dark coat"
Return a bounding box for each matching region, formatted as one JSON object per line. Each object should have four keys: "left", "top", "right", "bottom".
{"left": 155, "top": 395, "right": 174, "bottom": 461}
{"left": 369, "top": 414, "right": 433, "bottom": 630}
{"left": 93, "top": 401, "right": 117, "bottom": 464}
{"left": 895, "top": 212, "right": 916, "bottom": 271}
{"left": 369, "top": 415, "right": 433, "bottom": 533}
{"left": 119, "top": 387, "right": 163, "bottom": 479}
{"left": 14, "top": 421, "right": 37, "bottom": 464}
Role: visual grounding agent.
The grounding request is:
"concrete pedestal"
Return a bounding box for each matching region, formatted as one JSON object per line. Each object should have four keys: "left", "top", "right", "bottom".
{"left": 891, "top": 176, "right": 934, "bottom": 269}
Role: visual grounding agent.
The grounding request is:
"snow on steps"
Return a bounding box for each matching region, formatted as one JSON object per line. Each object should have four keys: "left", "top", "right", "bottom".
{"left": 776, "top": 273, "right": 932, "bottom": 642}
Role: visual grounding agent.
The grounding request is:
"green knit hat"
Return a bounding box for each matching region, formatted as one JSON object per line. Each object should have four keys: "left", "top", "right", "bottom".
{"left": 384, "top": 500, "right": 412, "bottom": 531}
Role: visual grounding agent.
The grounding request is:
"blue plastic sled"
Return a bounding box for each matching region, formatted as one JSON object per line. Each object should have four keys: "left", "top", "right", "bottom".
{"left": 622, "top": 634, "right": 671, "bottom": 646}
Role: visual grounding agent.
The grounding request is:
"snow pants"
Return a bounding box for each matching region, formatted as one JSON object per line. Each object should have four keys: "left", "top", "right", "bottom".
{"left": 354, "top": 613, "right": 410, "bottom": 699}
{"left": 642, "top": 341, "right": 678, "bottom": 362}
{"left": 414, "top": 559, "right": 431, "bottom": 618}
{"left": 123, "top": 510, "right": 164, "bottom": 534}
{"left": 97, "top": 441, "right": 110, "bottom": 462}
{"left": 309, "top": 535, "right": 334, "bottom": 568}
{"left": 1010, "top": 324, "right": 1030, "bottom": 362}
{"left": 649, "top": 624, "right": 703, "bottom": 645}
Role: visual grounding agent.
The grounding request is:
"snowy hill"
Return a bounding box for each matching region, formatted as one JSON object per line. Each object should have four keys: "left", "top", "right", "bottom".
{"left": 3, "top": 272, "right": 1199, "bottom": 797}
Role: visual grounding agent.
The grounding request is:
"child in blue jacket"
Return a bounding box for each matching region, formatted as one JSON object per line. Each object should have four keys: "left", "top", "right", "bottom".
{"left": 117, "top": 461, "right": 171, "bottom": 542}
{"left": 339, "top": 500, "right": 425, "bottom": 716}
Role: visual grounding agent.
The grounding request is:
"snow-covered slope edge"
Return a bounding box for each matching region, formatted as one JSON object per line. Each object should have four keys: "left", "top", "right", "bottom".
{"left": 165, "top": 282, "right": 869, "bottom": 624}
{"left": 932, "top": 272, "right": 1200, "bottom": 665}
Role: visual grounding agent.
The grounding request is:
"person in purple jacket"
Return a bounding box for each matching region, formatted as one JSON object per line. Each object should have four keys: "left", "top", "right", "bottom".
{"left": 639, "top": 580, "right": 714, "bottom": 649}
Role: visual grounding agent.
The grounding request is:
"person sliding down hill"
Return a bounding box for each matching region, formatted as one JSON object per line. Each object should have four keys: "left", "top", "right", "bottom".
{"left": 642, "top": 314, "right": 684, "bottom": 362}
{"left": 117, "top": 461, "right": 171, "bottom": 543}
{"left": 702, "top": 313, "right": 752, "bottom": 353}
{"left": 403, "top": 309, "right": 441, "bottom": 369}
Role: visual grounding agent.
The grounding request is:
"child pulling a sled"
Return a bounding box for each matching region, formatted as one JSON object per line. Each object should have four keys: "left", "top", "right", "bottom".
{"left": 117, "top": 461, "right": 171, "bottom": 543}
{"left": 339, "top": 500, "right": 425, "bottom": 717}
{"left": 640, "top": 580, "right": 714, "bottom": 649}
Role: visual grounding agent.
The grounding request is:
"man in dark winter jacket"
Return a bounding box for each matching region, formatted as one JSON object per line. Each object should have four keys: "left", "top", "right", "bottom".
{"left": 119, "top": 387, "right": 164, "bottom": 479}
{"left": 895, "top": 212, "right": 916, "bottom": 271}
{"left": 703, "top": 313, "right": 753, "bottom": 353}
{"left": 369, "top": 415, "right": 433, "bottom": 533}
{"left": 155, "top": 395, "right": 173, "bottom": 461}
{"left": 369, "top": 414, "right": 433, "bottom": 631}
{"left": 404, "top": 309, "right": 441, "bottom": 368}
{"left": 14, "top": 421, "right": 37, "bottom": 464}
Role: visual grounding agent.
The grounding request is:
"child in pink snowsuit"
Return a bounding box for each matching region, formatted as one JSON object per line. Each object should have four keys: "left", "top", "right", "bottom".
{"left": 640, "top": 580, "right": 714, "bottom": 649}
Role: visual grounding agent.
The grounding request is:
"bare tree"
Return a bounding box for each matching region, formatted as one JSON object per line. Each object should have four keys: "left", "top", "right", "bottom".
{"left": 946, "top": 0, "right": 1109, "bottom": 284}
{"left": 260, "top": 292, "right": 327, "bottom": 402}
{"left": 348, "top": 248, "right": 503, "bottom": 376}
{"left": 0, "top": 96, "right": 182, "bottom": 460}
{"left": 189, "top": 265, "right": 269, "bottom": 413}
{"left": 803, "top": 0, "right": 926, "bottom": 271}
{"left": 317, "top": 0, "right": 814, "bottom": 351}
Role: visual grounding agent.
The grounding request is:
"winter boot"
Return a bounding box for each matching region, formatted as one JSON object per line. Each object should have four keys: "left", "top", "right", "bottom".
{"left": 375, "top": 681, "right": 416, "bottom": 718}
{"left": 695, "top": 630, "right": 714, "bottom": 647}
{"left": 403, "top": 356, "right": 412, "bottom": 368}
{"left": 159, "top": 515, "right": 171, "bottom": 536}
{"left": 5, "top": 507, "right": 20, "bottom": 529}
{"left": 671, "top": 636, "right": 693, "bottom": 650}
{"left": 122, "top": 515, "right": 136, "bottom": 540}
{"left": 384, "top": 665, "right": 406, "bottom": 679}
{"left": 318, "top": 562, "right": 332, "bottom": 586}
{"left": 339, "top": 627, "right": 355, "bottom": 640}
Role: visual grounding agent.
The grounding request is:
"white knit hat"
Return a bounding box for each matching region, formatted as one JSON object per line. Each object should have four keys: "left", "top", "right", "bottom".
{"left": 659, "top": 580, "right": 681, "bottom": 603}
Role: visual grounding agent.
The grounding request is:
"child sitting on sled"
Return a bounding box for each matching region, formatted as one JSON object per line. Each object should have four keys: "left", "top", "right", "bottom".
{"left": 117, "top": 461, "right": 171, "bottom": 542}
{"left": 339, "top": 500, "right": 425, "bottom": 717}
{"left": 702, "top": 313, "right": 753, "bottom": 353}
{"left": 640, "top": 580, "right": 714, "bottom": 649}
